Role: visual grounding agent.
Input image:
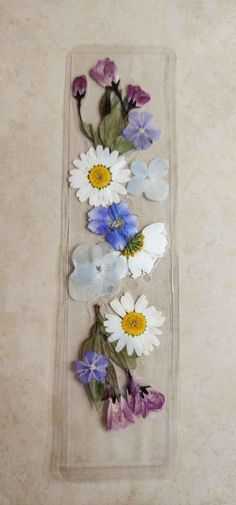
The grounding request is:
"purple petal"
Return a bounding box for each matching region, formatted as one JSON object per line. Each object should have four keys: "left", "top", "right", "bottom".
{"left": 94, "top": 354, "right": 109, "bottom": 368}
{"left": 139, "top": 111, "right": 153, "bottom": 127}
{"left": 133, "top": 132, "right": 151, "bottom": 150}
{"left": 106, "top": 229, "right": 128, "bottom": 251}
{"left": 144, "top": 125, "right": 161, "bottom": 141}
{"left": 79, "top": 369, "right": 93, "bottom": 384}
{"left": 84, "top": 351, "right": 96, "bottom": 365}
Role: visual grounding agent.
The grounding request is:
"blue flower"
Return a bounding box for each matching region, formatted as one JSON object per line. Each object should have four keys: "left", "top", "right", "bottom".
{"left": 122, "top": 111, "right": 161, "bottom": 150}
{"left": 75, "top": 351, "right": 109, "bottom": 384}
{"left": 87, "top": 202, "right": 138, "bottom": 251}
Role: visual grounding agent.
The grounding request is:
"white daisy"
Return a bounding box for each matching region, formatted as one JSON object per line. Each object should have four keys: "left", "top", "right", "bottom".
{"left": 69, "top": 145, "right": 130, "bottom": 207}
{"left": 121, "top": 223, "right": 168, "bottom": 278}
{"left": 104, "top": 292, "right": 165, "bottom": 357}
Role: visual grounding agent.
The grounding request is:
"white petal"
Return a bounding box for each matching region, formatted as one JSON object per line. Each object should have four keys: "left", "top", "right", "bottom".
{"left": 132, "top": 337, "right": 143, "bottom": 357}
{"left": 120, "top": 292, "right": 134, "bottom": 313}
{"left": 110, "top": 181, "right": 127, "bottom": 195}
{"left": 127, "top": 255, "right": 142, "bottom": 279}
{"left": 113, "top": 168, "right": 131, "bottom": 183}
{"left": 104, "top": 314, "right": 122, "bottom": 330}
{"left": 69, "top": 169, "right": 87, "bottom": 188}
{"left": 73, "top": 159, "right": 85, "bottom": 170}
{"left": 135, "top": 294, "right": 149, "bottom": 312}
{"left": 110, "top": 190, "right": 120, "bottom": 203}
{"left": 134, "top": 250, "right": 155, "bottom": 275}
{"left": 75, "top": 185, "right": 91, "bottom": 201}
{"left": 130, "top": 160, "right": 147, "bottom": 176}
{"left": 116, "top": 336, "right": 127, "bottom": 352}
{"left": 148, "top": 158, "right": 169, "bottom": 177}
{"left": 80, "top": 152, "right": 90, "bottom": 168}
{"left": 143, "top": 223, "right": 168, "bottom": 256}
{"left": 126, "top": 337, "right": 135, "bottom": 356}
{"left": 127, "top": 176, "right": 146, "bottom": 196}
{"left": 144, "top": 179, "right": 169, "bottom": 202}
{"left": 110, "top": 298, "right": 126, "bottom": 317}
{"left": 110, "top": 158, "right": 126, "bottom": 173}
{"left": 86, "top": 147, "right": 97, "bottom": 165}
{"left": 108, "top": 332, "right": 121, "bottom": 342}
{"left": 108, "top": 150, "right": 119, "bottom": 165}
{"left": 89, "top": 187, "right": 99, "bottom": 206}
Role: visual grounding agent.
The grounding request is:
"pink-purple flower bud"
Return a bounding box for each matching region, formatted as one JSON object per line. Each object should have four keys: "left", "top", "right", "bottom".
{"left": 72, "top": 75, "right": 87, "bottom": 99}
{"left": 89, "top": 58, "right": 119, "bottom": 88}
{"left": 127, "top": 84, "right": 150, "bottom": 107}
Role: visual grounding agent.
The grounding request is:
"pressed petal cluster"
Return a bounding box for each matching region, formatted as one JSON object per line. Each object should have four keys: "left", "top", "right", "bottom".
{"left": 127, "top": 84, "right": 150, "bottom": 107}
{"left": 127, "top": 376, "right": 165, "bottom": 418}
{"left": 104, "top": 292, "right": 165, "bottom": 357}
{"left": 89, "top": 58, "right": 119, "bottom": 88}
{"left": 69, "top": 243, "right": 128, "bottom": 302}
{"left": 127, "top": 159, "right": 169, "bottom": 202}
{"left": 121, "top": 223, "right": 168, "bottom": 278}
{"left": 107, "top": 396, "right": 134, "bottom": 430}
{"left": 69, "top": 145, "right": 130, "bottom": 207}
{"left": 88, "top": 202, "right": 138, "bottom": 251}
{"left": 75, "top": 351, "right": 108, "bottom": 384}
{"left": 123, "top": 111, "right": 161, "bottom": 150}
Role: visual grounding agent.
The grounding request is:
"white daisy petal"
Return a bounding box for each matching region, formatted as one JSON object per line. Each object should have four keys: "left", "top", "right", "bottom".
{"left": 135, "top": 294, "right": 149, "bottom": 312}
{"left": 87, "top": 147, "right": 97, "bottom": 165}
{"left": 109, "top": 299, "right": 126, "bottom": 317}
{"left": 113, "top": 168, "right": 131, "bottom": 183}
{"left": 120, "top": 292, "right": 134, "bottom": 312}
{"left": 110, "top": 158, "right": 126, "bottom": 173}
{"left": 108, "top": 150, "right": 119, "bottom": 165}
{"left": 73, "top": 159, "right": 85, "bottom": 170}
{"left": 76, "top": 185, "right": 91, "bottom": 201}
{"left": 143, "top": 223, "right": 168, "bottom": 256}
{"left": 115, "top": 336, "right": 127, "bottom": 352}
{"left": 108, "top": 333, "right": 121, "bottom": 342}
{"left": 111, "top": 181, "right": 127, "bottom": 195}
{"left": 144, "top": 178, "right": 169, "bottom": 202}
{"left": 148, "top": 158, "right": 169, "bottom": 177}
{"left": 126, "top": 338, "right": 135, "bottom": 356}
{"left": 127, "top": 255, "right": 142, "bottom": 279}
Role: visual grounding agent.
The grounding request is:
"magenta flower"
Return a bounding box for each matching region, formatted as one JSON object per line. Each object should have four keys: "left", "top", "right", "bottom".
{"left": 127, "top": 376, "right": 165, "bottom": 418}
{"left": 72, "top": 75, "right": 87, "bottom": 99}
{"left": 127, "top": 85, "right": 150, "bottom": 107}
{"left": 123, "top": 111, "right": 161, "bottom": 150}
{"left": 107, "top": 396, "right": 135, "bottom": 430}
{"left": 89, "top": 58, "right": 119, "bottom": 88}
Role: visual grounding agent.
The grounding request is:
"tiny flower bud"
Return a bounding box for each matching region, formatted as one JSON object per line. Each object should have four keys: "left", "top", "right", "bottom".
{"left": 72, "top": 75, "right": 87, "bottom": 99}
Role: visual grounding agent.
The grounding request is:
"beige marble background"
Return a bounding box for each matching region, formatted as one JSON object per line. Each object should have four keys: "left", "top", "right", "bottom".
{"left": 1, "top": 1, "right": 236, "bottom": 504}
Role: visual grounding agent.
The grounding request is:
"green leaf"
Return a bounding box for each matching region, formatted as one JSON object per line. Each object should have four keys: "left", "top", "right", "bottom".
{"left": 103, "top": 340, "right": 137, "bottom": 370}
{"left": 99, "top": 88, "right": 111, "bottom": 118}
{"left": 105, "top": 361, "right": 120, "bottom": 398}
{"left": 89, "top": 380, "right": 104, "bottom": 410}
{"left": 81, "top": 122, "right": 101, "bottom": 147}
{"left": 99, "top": 104, "right": 124, "bottom": 148}
{"left": 111, "top": 135, "right": 134, "bottom": 154}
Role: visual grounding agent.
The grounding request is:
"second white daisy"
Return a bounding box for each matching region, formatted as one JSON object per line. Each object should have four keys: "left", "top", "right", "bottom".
{"left": 69, "top": 145, "right": 130, "bottom": 207}
{"left": 104, "top": 291, "right": 165, "bottom": 357}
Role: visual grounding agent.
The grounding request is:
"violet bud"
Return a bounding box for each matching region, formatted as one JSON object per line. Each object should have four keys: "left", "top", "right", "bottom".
{"left": 127, "top": 84, "right": 150, "bottom": 107}
{"left": 72, "top": 75, "right": 87, "bottom": 99}
{"left": 89, "top": 58, "right": 119, "bottom": 88}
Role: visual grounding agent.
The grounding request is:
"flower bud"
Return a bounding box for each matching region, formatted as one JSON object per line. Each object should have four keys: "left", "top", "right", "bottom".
{"left": 72, "top": 75, "right": 87, "bottom": 99}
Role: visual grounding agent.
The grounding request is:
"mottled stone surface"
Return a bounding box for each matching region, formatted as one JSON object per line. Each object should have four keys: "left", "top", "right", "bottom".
{"left": 0, "top": 1, "right": 236, "bottom": 504}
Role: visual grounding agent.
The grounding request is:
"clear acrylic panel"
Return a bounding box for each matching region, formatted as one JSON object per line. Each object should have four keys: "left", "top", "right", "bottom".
{"left": 52, "top": 45, "right": 178, "bottom": 481}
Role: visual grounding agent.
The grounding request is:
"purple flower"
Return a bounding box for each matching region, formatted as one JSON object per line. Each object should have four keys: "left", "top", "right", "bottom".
{"left": 123, "top": 111, "right": 161, "bottom": 150}
{"left": 87, "top": 202, "right": 138, "bottom": 251}
{"left": 89, "top": 58, "right": 119, "bottom": 88}
{"left": 72, "top": 75, "right": 87, "bottom": 99}
{"left": 127, "top": 376, "right": 165, "bottom": 418}
{"left": 127, "top": 85, "right": 150, "bottom": 107}
{"left": 75, "top": 351, "right": 108, "bottom": 384}
{"left": 107, "top": 396, "right": 135, "bottom": 430}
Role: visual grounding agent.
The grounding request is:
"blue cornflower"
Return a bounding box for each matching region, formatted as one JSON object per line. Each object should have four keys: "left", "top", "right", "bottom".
{"left": 87, "top": 202, "right": 138, "bottom": 251}
{"left": 75, "top": 351, "right": 109, "bottom": 384}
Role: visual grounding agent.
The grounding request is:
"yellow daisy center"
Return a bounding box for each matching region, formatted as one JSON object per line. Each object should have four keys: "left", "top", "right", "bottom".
{"left": 122, "top": 312, "right": 147, "bottom": 336}
{"left": 122, "top": 232, "right": 144, "bottom": 257}
{"left": 88, "top": 164, "right": 111, "bottom": 189}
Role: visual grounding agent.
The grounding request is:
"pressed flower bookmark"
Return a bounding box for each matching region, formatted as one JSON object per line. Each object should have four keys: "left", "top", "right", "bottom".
{"left": 68, "top": 55, "right": 170, "bottom": 431}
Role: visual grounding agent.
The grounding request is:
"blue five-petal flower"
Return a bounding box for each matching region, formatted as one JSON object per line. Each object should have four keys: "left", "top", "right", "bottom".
{"left": 87, "top": 202, "right": 138, "bottom": 251}
{"left": 75, "top": 351, "right": 109, "bottom": 384}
